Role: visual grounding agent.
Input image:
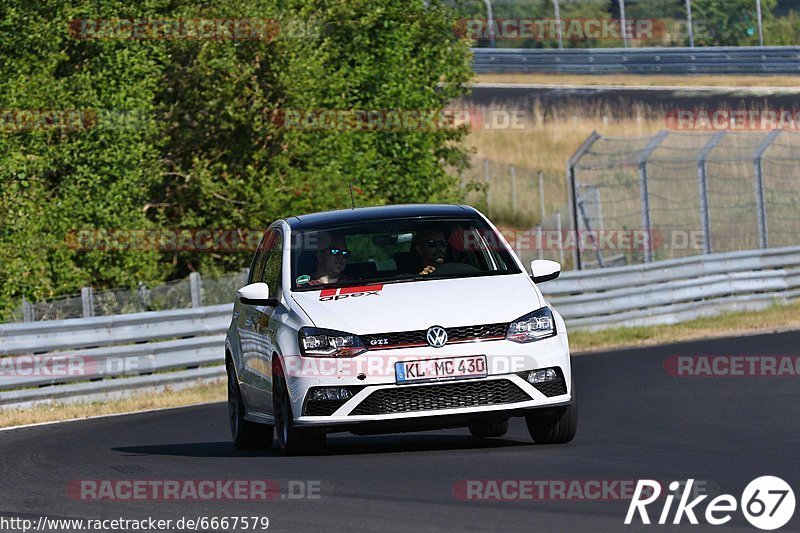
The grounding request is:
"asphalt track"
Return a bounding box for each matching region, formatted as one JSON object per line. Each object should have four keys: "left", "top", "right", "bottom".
{"left": 468, "top": 83, "right": 800, "bottom": 113}
{"left": 1, "top": 330, "right": 798, "bottom": 532}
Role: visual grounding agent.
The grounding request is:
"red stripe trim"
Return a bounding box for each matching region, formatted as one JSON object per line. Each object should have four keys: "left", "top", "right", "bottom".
{"left": 339, "top": 284, "right": 384, "bottom": 294}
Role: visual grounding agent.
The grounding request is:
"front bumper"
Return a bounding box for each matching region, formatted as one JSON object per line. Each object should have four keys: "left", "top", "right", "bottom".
{"left": 295, "top": 373, "right": 572, "bottom": 430}
{"left": 313, "top": 398, "right": 574, "bottom": 436}
{"left": 285, "top": 332, "right": 572, "bottom": 429}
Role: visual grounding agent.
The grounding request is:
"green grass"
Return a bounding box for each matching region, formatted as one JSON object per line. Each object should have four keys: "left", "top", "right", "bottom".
{"left": 569, "top": 300, "right": 800, "bottom": 353}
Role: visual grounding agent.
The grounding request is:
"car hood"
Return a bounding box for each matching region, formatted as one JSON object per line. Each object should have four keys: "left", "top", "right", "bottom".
{"left": 290, "top": 274, "right": 543, "bottom": 334}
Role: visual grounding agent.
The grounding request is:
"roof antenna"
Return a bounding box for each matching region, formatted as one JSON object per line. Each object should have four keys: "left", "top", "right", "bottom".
{"left": 349, "top": 182, "right": 356, "bottom": 210}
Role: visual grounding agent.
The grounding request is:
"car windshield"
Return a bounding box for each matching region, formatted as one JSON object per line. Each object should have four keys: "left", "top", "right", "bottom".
{"left": 291, "top": 217, "right": 521, "bottom": 291}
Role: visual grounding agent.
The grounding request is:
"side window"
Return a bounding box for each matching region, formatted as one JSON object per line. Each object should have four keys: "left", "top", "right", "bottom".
{"left": 248, "top": 231, "right": 271, "bottom": 284}
{"left": 262, "top": 232, "right": 283, "bottom": 299}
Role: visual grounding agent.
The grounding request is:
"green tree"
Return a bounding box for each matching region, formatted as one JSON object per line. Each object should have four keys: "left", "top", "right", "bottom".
{"left": 0, "top": 0, "right": 473, "bottom": 317}
{"left": 693, "top": 0, "right": 777, "bottom": 45}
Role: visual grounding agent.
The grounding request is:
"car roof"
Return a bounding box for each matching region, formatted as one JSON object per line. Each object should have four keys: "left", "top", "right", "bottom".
{"left": 284, "top": 204, "right": 480, "bottom": 230}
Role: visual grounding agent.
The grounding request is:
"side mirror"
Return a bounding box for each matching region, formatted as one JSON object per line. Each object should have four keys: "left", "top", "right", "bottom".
{"left": 530, "top": 260, "right": 561, "bottom": 283}
{"left": 237, "top": 282, "right": 279, "bottom": 307}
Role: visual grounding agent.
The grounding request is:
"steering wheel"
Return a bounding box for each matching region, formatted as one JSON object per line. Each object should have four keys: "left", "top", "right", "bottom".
{"left": 428, "top": 262, "right": 480, "bottom": 276}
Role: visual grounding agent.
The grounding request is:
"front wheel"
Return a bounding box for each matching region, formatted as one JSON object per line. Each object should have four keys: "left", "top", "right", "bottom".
{"left": 525, "top": 401, "right": 577, "bottom": 445}
{"left": 273, "top": 366, "right": 326, "bottom": 455}
{"left": 468, "top": 419, "right": 509, "bottom": 438}
{"left": 228, "top": 362, "right": 274, "bottom": 449}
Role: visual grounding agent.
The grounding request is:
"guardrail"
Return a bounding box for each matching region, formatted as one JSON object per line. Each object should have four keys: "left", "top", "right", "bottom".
{"left": 1, "top": 246, "right": 799, "bottom": 408}
{"left": 541, "top": 246, "right": 800, "bottom": 329}
{"left": 472, "top": 46, "right": 800, "bottom": 74}
{"left": 0, "top": 305, "right": 231, "bottom": 408}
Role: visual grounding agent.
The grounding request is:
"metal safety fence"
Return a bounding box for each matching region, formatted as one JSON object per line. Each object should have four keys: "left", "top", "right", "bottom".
{"left": 567, "top": 129, "right": 800, "bottom": 270}
{"left": 2, "top": 246, "right": 798, "bottom": 408}
{"left": 472, "top": 46, "right": 800, "bottom": 75}
{"left": 461, "top": 160, "right": 578, "bottom": 267}
{"left": 11, "top": 270, "right": 248, "bottom": 323}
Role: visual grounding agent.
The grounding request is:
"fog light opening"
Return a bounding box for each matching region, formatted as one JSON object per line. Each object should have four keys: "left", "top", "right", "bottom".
{"left": 526, "top": 368, "right": 558, "bottom": 384}
{"left": 311, "top": 387, "right": 354, "bottom": 401}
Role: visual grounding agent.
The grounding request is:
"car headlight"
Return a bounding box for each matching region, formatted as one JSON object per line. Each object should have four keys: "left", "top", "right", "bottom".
{"left": 298, "top": 327, "right": 367, "bottom": 357}
{"left": 506, "top": 307, "right": 556, "bottom": 343}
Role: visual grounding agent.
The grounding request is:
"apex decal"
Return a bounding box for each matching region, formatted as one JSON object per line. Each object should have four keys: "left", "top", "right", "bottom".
{"left": 319, "top": 284, "right": 383, "bottom": 301}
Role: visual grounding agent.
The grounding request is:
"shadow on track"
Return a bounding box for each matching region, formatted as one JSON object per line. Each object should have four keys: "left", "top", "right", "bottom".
{"left": 113, "top": 434, "right": 533, "bottom": 458}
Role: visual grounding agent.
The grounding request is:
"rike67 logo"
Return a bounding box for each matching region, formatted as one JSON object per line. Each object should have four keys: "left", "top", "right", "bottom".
{"left": 319, "top": 284, "right": 383, "bottom": 301}
{"left": 626, "top": 477, "right": 795, "bottom": 530}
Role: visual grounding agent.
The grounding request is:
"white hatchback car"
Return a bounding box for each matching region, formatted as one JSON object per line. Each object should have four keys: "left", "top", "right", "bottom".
{"left": 225, "top": 204, "right": 576, "bottom": 454}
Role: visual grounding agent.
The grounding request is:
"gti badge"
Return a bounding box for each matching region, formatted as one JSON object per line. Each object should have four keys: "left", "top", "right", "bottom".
{"left": 426, "top": 326, "right": 448, "bottom": 348}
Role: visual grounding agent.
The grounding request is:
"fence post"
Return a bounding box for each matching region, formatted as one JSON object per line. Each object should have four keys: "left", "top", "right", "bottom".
{"left": 137, "top": 282, "right": 151, "bottom": 311}
{"left": 81, "top": 287, "right": 95, "bottom": 318}
{"left": 576, "top": 191, "right": 605, "bottom": 268}
{"left": 566, "top": 131, "right": 602, "bottom": 270}
{"left": 189, "top": 272, "right": 202, "bottom": 308}
{"left": 637, "top": 131, "right": 668, "bottom": 263}
{"left": 555, "top": 210, "right": 565, "bottom": 266}
{"left": 22, "top": 298, "right": 34, "bottom": 322}
{"left": 537, "top": 225, "right": 544, "bottom": 260}
{"left": 552, "top": 0, "right": 564, "bottom": 49}
{"left": 754, "top": 130, "right": 781, "bottom": 249}
{"left": 697, "top": 131, "right": 726, "bottom": 254}
{"left": 538, "top": 170, "right": 546, "bottom": 223}
{"left": 618, "top": 0, "right": 629, "bottom": 48}
{"left": 509, "top": 164, "right": 517, "bottom": 214}
{"left": 483, "top": 158, "right": 491, "bottom": 215}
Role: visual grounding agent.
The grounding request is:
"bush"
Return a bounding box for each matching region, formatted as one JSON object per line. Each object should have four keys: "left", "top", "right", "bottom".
{"left": 0, "top": 0, "right": 473, "bottom": 319}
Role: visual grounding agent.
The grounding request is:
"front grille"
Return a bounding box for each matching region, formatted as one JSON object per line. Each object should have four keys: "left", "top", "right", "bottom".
{"left": 349, "top": 379, "right": 531, "bottom": 416}
{"left": 533, "top": 379, "right": 568, "bottom": 397}
{"left": 304, "top": 400, "right": 348, "bottom": 416}
{"left": 361, "top": 323, "right": 508, "bottom": 350}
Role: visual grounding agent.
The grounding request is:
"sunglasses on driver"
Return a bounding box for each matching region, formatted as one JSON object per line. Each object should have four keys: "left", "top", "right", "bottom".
{"left": 325, "top": 247, "right": 351, "bottom": 257}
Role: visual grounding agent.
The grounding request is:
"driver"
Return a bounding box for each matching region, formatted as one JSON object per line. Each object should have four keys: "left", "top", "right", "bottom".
{"left": 413, "top": 227, "right": 449, "bottom": 275}
{"left": 308, "top": 232, "right": 352, "bottom": 286}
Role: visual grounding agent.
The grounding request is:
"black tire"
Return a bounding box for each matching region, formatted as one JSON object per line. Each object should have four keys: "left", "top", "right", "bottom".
{"left": 273, "top": 364, "right": 326, "bottom": 456}
{"left": 525, "top": 401, "right": 577, "bottom": 445}
{"left": 227, "top": 361, "right": 274, "bottom": 449}
{"left": 468, "top": 419, "right": 509, "bottom": 438}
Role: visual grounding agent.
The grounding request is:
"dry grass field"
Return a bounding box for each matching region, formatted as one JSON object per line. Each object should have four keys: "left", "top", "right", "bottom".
{"left": 462, "top": 99, "right": 666, "bottom": 226}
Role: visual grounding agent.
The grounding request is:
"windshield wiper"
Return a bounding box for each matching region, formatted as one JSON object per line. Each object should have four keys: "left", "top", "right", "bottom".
{"left": 294, "top": 274, "right": 423, "bottom": 291}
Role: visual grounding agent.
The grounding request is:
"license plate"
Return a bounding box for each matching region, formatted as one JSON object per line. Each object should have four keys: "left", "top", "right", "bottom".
{"left": 395, "top": 355, "right": 487, "bottom": 385}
